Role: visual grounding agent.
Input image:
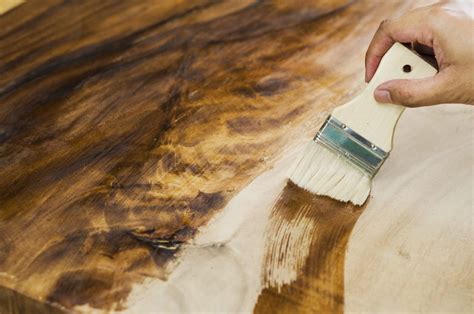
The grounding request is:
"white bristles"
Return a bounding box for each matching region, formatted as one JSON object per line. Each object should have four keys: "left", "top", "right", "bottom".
{"left": 288, "top": 141, "right": 371, "bottom": 205}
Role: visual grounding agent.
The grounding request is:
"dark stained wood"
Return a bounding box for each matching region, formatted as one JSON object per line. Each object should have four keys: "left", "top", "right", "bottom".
{"left": 0, "top": 285, "right": 63, "bottom": 314}
{"left": 0, "top": 0, "right": 419, "bottom": 312}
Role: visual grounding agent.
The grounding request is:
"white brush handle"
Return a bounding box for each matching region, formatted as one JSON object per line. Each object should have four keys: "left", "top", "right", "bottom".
{"left": 332, "top": 43, "right": 437, "bottom": 152}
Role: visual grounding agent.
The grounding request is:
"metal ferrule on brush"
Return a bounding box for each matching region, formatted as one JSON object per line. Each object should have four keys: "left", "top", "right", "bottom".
{"left": 314, "top": 115, "right": 389, "bottom": 178}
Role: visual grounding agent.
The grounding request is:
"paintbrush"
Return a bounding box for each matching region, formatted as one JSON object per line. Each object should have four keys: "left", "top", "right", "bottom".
{"left": 288, "top": 43, "right": 437, "bottom": 205}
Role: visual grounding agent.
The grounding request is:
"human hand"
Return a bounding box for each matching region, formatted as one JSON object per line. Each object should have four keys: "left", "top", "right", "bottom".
{"left": 365, "top": 0, "right": 474, "bottom": 107}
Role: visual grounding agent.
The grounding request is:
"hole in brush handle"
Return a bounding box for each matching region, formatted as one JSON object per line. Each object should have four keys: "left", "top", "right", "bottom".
{"left": 403, "top": 64, "right": 412, "bottom": 73}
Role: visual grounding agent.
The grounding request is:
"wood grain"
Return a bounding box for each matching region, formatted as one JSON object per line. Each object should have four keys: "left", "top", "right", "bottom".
{"left": 2, "top": 0, "right": 471, "bottom": 313}
{"left": 136, "top": 104, "right": 472, "bottom": 313}
{"left": 0, "top": 0, "right": 354, "bottom": 311}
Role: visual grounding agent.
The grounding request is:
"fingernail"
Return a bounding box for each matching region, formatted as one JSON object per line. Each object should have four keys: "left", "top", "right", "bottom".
{"left": 374, "top": 89, "right": 392, "bottom": 103}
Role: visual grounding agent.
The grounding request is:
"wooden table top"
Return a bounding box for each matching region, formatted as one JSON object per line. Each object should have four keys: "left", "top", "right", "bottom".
{"left": 0, "top": 1, "right": 472, "bottom": 313}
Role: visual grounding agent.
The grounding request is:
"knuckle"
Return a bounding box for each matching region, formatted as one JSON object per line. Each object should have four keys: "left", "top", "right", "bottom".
{"left": 429, "top": 5, "right": 442, "bottom": 15}
{"left": 378, "top": 19, "right": 390, "bottom": 30}
{"left": 428, "top": 5, "right": 446, "bottom": 19}
{"left": 374, "top": 19, "right": 391, "bottom": 39}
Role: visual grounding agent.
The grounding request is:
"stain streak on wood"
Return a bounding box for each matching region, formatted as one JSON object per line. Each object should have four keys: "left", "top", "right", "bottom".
{"left": 254, "top": 181, "right": 366, "bottom": 313}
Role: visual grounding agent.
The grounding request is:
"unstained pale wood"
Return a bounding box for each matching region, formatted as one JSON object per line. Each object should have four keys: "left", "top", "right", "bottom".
{"left": 0, "top": 0, "right": 24, "bottom": 15}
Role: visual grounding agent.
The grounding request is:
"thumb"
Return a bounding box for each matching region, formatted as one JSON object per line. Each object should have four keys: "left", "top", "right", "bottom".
{"left": 374, "top": 75, "right": 447, "bottom": 107}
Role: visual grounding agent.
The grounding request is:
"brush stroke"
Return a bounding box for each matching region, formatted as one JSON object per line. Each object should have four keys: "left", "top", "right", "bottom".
{"left": 254, "top": 181, "right": 367, "bottom": 313}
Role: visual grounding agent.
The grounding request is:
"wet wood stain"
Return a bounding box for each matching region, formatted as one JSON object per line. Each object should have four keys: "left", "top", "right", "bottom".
{"left": 0, "top": 0, "right": 417, "bottom": 311}
{"left": 254, "top": 181, "right": 367, "bottom": 313}
{"left": 0, "top": 285, "right": 64, "bottom": 314}
{"left": 0, "top": 0, "right": 358, "bottom": 311}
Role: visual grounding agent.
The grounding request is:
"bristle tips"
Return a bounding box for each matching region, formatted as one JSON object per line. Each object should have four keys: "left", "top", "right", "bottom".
{"left": 288, "top": 141, "right": 371, "bottom": 205}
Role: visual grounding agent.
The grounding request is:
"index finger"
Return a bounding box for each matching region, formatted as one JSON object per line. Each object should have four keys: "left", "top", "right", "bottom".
{"left": 365, "top": 20, "right": 395, "bottom": 82}
{"left": 365, "top": 9, "right": 435, "bottom": 82}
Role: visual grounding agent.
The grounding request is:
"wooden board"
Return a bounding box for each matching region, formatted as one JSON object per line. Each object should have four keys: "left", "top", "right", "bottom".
{"left": 123, "top": 104, "right": 472, "bottom": 314}
{"left": 0, "top": 0, "right": 472, "bottom": 313}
